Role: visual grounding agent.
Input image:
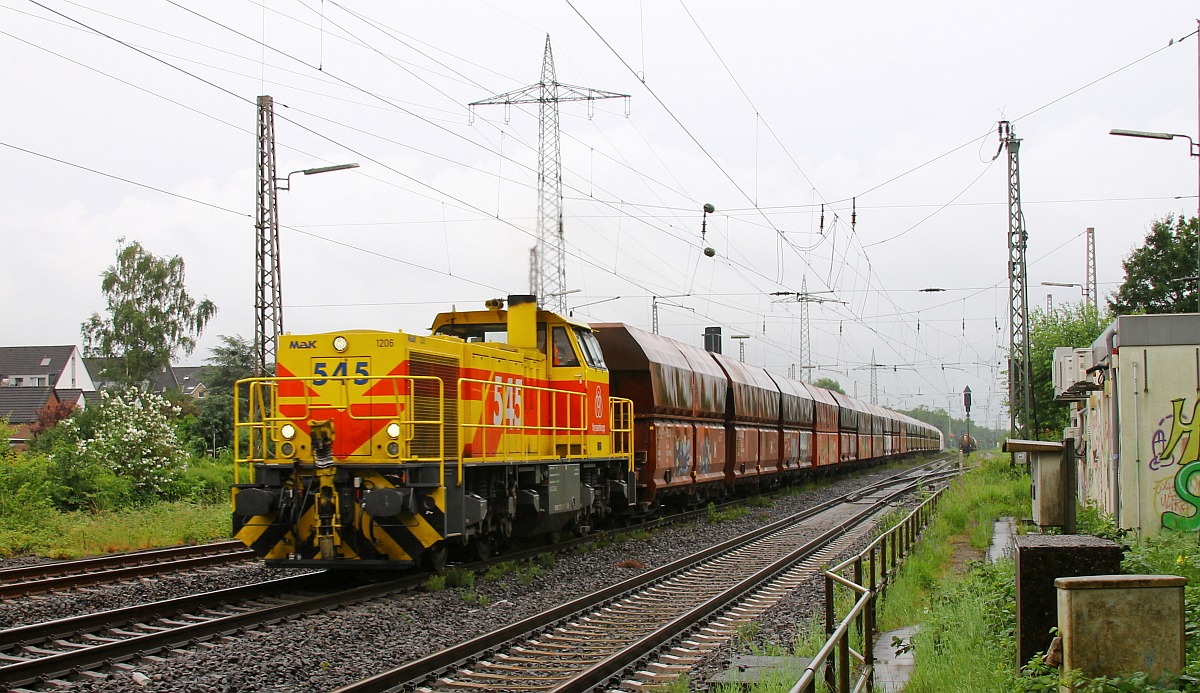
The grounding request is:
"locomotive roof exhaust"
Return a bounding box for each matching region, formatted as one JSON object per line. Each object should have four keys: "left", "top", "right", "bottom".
{"left": 508, "top": 294, "right": 538, "bottom": 350}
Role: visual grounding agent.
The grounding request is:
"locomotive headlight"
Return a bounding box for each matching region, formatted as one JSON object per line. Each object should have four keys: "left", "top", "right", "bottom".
{"left": 280, "top": 423, "right": 296, "bottom": 440}
{"left": 280, "top": 442, "right": 295, "bottom": 457}
{"left": 332, "top": 335, "right": 348, "bottom": 352}
{"left": 386, "top": 422, "right": 401, "bottom": 439}
{"left": 387, "top": 442, "right": 400, "bottom": 456}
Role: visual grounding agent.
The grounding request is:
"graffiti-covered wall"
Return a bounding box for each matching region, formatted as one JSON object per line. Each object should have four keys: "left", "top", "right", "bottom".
{"left": 1080, "top": 315, "right": 1200, "bottom": 538}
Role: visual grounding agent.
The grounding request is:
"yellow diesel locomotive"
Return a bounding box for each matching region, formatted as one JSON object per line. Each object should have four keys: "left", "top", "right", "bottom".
{"left": 232, "top": 295, "right": 635, "bottom": 569}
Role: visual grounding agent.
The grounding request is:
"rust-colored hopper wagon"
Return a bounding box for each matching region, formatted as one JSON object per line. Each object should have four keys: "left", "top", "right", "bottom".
{"left": 591, "top": 323, "right": 728, "bottom": 509}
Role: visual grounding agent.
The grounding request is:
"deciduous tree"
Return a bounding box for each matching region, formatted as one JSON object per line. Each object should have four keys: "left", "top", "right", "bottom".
{"left": 81, "top": 238, "right": 217, "bottom": 387}
{"left": 29, "top": 401, "right": 76, "bottom": 438}
{"left": 182, "top": 335, "right": 256, "bottom": 454}
{"left": 811, "top": 377, "right": 845, "bottom": 395}
{"left": 1111, "top": 214, "right": 1199, "bottom": 315}
{"left": 1025, "top": 301, "right": 1110, "bottom": 440}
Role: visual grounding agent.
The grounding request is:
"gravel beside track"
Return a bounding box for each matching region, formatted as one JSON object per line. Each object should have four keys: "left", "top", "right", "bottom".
{"left": 4, "top": 462, "right": 929, "bottom": 692}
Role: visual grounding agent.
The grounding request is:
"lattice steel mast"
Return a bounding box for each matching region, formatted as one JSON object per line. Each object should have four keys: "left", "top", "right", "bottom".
{"left": 799, "top": 277, "right": 812, "bottom": 382}
{"left": 470, "top": 35, "right": 628, "bottom": 313}
{"left": 1085, "top": 226, "right": 1097, "bottom": 311}
{"left": 771, "top": 276, "right": 840, "bottom": 383}
{"left": 255, "top": 95, "right": 282, "bottom": 377}
{"left": 869, "top": 350, "right": 878, "bottom": 405}
{"left": 1002, "top": 121, "right": 1033, "bottom": 440}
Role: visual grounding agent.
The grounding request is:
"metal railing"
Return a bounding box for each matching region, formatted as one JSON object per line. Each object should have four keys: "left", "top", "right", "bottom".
{"left": 233, "top": 375, "right": 445, "bottom": 484}
{"left": 456, "top": 376, "right": 585, "bottom": 460}
{"left": 610, "top": 396, "right": 635, "bottom": 472}
{"left": 789, "top": 484, "right": 946, "bottom": 693}
{"left": 235, "top": 376, "right": 636, "bottom": 486}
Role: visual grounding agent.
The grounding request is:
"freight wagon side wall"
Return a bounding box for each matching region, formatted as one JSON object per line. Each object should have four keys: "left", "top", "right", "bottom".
{"left": 592, "top": 323, "right": 728, "bottom": 504}
{"left": 803, "top": 382, "right": 841, "bottom": 467}
{"left": 767, "top": 371, "right": 816, "bottom": 470}
{"left": 709, "top": 352, "right": 782, "bottom": 482}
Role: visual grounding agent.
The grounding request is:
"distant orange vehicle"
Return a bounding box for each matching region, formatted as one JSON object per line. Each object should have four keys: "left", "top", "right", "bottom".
{"left": 959, "top": 433, "right": 978, "bottom": 454}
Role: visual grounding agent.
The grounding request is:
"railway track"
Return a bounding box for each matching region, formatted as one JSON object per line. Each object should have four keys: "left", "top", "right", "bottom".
{"left": 335, "top": 459, "right": 955, "bottom": 693}
{"left": 0, "top": 541, "right": 253, "bottom": 598}
{"left": 0, "top": 569, "right": 431, "bottom": 690}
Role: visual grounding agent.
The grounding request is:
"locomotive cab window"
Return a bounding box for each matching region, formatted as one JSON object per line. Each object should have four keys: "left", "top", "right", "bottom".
{"left": 551, "top": 326, "right": 580, "bottom": 367}
{"left": 574, "top": 327, "right": 607, "bottom": 370}
{"left": 435, "top": 323, "right": 507, "bottom": 343}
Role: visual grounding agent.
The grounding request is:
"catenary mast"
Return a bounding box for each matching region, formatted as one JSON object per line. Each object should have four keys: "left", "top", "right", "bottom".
{"left": 1002, "top": 121, "right": 1034, "bottom": 441}
{"left": 255, "top": 95, "right": 282, "bottom": 378}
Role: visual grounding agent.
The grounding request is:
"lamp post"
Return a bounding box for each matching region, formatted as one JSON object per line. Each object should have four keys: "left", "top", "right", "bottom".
{"left": 1041, "top": 281, "right": 1084, "bottom": 296}
{"left": 257, "top": 159, "right": 359, "bottom": 376}
{"left": 1110, "top": 127, "right": 1200, "bottom": 311}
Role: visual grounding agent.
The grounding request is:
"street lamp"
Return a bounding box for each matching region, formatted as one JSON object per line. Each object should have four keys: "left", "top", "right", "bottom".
{"left": 1110, "top": 127, "right": 1200, "bottom": 311}
{"left": 1041, "top": 281, "right": 1087, "bottom": 308}
{"left": 277, "top": 162, "right": 360, "bottom": 191}
{"left": 1041, "top": 281, "right": 1084, "bottom": 293}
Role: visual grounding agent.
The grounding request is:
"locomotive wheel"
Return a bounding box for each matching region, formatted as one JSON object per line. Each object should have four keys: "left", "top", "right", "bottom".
{"left": 472, "top": 536, "right": 494, "bottom": 562}
{"left": 423, "top": 543, "right": 449, "bottom": 574}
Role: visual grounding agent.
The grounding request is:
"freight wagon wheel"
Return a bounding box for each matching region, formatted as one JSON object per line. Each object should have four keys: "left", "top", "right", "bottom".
{"left": 423, "top": 543, "right": 449, "bottom": 574}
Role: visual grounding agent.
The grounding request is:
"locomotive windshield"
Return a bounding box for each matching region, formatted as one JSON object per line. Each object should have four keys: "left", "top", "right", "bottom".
{"left": 575, "top": 328, "right": 607, "bottom": 370}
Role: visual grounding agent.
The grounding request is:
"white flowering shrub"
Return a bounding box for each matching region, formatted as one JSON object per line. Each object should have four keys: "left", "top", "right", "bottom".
{"left": 57, "top": 389, "right": 188, "bottom": 502}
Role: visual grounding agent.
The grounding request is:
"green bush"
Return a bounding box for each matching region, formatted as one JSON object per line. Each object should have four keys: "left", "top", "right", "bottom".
{"left": 47, "top": 390, "right": 190, "bottom": 506}
{"left": 445, "top": 567, "right": 475, "bottom": 589}
{"left": 483, "top": 560, "right": 517, "bottom": 581}
{"left": 162, "top": 456, "right": 235, "bottom": 504}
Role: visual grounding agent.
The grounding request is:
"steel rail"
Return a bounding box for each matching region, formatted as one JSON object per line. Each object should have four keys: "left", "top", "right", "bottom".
{"left": 0, "top": 571, "right": 426, "bottom": 688}
{"left": 0, "top": 573, "right": 323, "bottom": 651}
{"left": 0, "top": 541, "right": 253, "bottom": 597}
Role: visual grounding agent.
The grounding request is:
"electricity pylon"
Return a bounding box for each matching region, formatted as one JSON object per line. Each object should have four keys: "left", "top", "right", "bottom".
{"left": 470, "top": 35, "right": 628, "bottom": 313}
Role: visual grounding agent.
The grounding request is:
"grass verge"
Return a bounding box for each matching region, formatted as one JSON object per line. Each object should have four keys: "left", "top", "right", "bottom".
{"left": 0, "top": 500, "right": 231, "bottom": 559}
{"left": 876, "top": 453, "right": 1028, "bottom": 631}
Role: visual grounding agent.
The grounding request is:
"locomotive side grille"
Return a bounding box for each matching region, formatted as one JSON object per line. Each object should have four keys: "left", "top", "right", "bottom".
{"left": 409, "top": 352, "right": 460, "bottom": 459}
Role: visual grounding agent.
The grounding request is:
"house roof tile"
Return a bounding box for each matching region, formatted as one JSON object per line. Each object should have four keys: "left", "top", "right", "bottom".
{"left": 0, "top": 346, "right": 77, "bottom": 382}
{"left": 0, "top": 387, "right": 58, "bottom": 424}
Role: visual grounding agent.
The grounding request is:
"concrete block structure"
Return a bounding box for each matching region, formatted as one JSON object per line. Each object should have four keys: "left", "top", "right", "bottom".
{"left": 1068, "top": 314, "right": 1200, "bottom": 537}
{"left": 1056, "top": 574, "right": 1186, "bottom": 682}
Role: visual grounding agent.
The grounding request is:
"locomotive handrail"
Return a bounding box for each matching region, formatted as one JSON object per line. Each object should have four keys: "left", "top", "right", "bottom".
{"left": 609, "top": 396, "right": 635, "bottom": 472}
{"left": 233, "top": 375, "right": 446, "bottom": 485}
{"left": 455, "top": 377, "right": 589, "bottom": 479}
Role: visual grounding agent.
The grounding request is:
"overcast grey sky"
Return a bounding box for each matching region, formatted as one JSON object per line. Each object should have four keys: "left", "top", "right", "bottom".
{"left": 2, "top": 1, "right": 1197, "bottom": 427}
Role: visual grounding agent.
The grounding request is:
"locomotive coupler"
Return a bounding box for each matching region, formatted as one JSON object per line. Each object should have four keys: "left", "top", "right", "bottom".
{"left": 315, "top": 464, "right": 340, "bottom": 559}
